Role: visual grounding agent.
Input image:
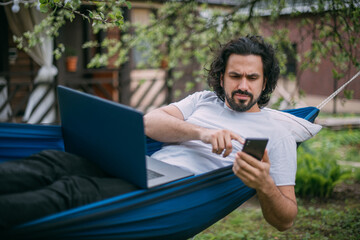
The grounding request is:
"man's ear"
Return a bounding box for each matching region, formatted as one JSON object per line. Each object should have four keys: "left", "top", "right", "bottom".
{"left": 220, "top": 74, "right": 224, "bottom": 88}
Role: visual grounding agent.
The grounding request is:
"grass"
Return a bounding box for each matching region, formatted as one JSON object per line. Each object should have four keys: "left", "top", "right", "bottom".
{"left": 194, "top": 128, "right": 360, "bottom": 239}
{"left": 302, "top": 128, "right": 360, "bottom": 163}
{"left": 195, "top": 198, "right": 360, "bottom": 240}
{"left": 317, "top": 112, "right": 360, "bottom": 118}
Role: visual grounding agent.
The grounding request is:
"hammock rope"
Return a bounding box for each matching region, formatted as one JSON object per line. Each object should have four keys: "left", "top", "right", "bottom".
{"left": 316, "top": 70, "right": 360, "bottom": 110}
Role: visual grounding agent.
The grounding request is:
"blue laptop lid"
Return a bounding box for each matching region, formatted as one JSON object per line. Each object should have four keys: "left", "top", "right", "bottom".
{"left": 57, "top": 86, "right": 148, "bottom": 188}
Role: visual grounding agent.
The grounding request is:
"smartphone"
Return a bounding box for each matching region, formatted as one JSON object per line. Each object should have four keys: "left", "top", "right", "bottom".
{"left": 242, "top": 138, "right": 269, "bottom": 160}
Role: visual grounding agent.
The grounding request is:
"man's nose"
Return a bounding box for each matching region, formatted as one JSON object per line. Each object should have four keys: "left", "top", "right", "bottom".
{"left": 237, "top": 79, "right": 249, "bottom": 91}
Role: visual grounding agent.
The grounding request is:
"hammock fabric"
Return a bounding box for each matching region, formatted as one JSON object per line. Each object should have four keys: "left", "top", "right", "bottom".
{"left": 0, "top": 106, "right": 319, "bottom": 240}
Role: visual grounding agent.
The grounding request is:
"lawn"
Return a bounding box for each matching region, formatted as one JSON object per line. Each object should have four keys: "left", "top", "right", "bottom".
{"left": 195, "top": 127, "right": 360, "bottom": 239}
{"left": 195, "top": 196, "right": 360, "bottom": 240}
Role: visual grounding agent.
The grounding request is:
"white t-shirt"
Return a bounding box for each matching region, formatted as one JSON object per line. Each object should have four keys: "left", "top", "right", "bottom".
{"left": 151, "top": 91, "right": 320, "bottom": 186}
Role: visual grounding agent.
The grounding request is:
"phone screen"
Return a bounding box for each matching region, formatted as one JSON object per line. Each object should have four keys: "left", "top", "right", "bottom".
{"left": 242, "top": 138, "right": 269, "bottom": 160}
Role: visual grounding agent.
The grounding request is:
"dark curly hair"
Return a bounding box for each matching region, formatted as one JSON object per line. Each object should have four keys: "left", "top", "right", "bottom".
{"left": 207, "top": 35, "right": 280, "bottom": 108}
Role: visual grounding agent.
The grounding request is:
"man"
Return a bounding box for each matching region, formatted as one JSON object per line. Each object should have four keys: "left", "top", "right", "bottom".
{"left": 144, "top": 35, "right": 298, "bottom": 231}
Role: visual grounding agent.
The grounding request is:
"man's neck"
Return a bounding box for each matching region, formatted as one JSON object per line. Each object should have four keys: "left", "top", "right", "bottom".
{"left": 246, "top": 104, "right": 261, "bottom": 113}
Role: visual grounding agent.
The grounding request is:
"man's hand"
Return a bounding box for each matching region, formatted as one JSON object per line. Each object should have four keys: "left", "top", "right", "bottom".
{"left": 232, "top": 150, "right": 272, "bottom": 190}
{"left": 232, "top": 149, "right": 298, "bottom": 231}
{"left": 200, "top": 129, "right": 244, "bottom": 158}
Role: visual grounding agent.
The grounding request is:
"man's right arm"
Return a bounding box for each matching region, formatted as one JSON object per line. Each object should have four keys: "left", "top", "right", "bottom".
{"left": 144, "top": 105, "right": 243, "bottom": 157}
{"left": 144, "top": 105, "right": 204, "bottom": 143}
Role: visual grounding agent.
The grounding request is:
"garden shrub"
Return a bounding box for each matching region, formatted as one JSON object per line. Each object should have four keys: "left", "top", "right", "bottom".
{"left": 295, "top": 144, "right": 349, "bottom": 198}
{"left": 294, "top": 128, "right": 360, "bottom": 198}
{"left": 354, "top": 168, "right": 360, "bottom": 183}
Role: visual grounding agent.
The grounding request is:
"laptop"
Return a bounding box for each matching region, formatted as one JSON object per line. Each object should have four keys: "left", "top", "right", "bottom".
{"left": 57, "top": 85, "right": 193, "bottom": 188}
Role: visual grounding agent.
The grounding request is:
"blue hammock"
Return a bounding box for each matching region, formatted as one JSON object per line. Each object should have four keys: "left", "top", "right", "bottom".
{"left": 0, "top": 106, "right": 319, "bottom": 240}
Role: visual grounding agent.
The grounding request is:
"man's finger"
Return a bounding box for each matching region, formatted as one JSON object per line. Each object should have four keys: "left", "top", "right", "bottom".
{"left": 217, "top": 137, "right": 225, "bottom": 154}
{"left": 239, "top": 151, "right": 262, "bottom": 168}
{"left": 231, "top": 133, "right": 244, "bottom": 144}
{"left": 223, "top": 134, "right": 233, "bottom": 157}
{"left": 262, "top": 150, "right": 270, "bottom": 163}
{"left": 211, "top": 138, "right": 218, "bottom": 153}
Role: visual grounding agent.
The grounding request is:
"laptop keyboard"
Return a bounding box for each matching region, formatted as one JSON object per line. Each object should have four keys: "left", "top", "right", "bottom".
{"left": 147, "top": 169, "right": 164, "bottom": 180}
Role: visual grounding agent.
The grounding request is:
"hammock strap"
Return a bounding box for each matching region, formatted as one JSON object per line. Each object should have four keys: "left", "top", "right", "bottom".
{"left": 317, "top": 70, "right": 360, "bottom": 110}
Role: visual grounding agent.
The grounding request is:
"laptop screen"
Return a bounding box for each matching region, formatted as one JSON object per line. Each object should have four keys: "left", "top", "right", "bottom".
{"left": 57, "top": 86, "right": 148, "bottom": 187}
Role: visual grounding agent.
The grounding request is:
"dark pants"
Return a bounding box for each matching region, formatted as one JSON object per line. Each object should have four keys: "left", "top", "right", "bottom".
{"left": 0, "top": 150, "right": 138, "bottom": 230}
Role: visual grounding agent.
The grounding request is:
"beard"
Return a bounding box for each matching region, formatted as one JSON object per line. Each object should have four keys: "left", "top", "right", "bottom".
{"left": 225, "top": 89, "right": 259, "bottom": 112}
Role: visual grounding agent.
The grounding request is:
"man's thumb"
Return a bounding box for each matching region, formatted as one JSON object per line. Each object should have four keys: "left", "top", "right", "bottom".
{"left": 262, "top": 149, "right": 270, "bottom": 163}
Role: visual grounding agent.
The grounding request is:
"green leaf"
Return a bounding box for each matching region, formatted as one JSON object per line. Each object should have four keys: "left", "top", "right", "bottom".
{"left": 115, "top": 20, "right": 124, "bottom": 27}
{"left": 126, "top": 1, "right": 132, "bottom": 9}
{"left": 39, "top": 4, "right": 49, "bottom": 13}
{"left": 344, "top": 89, "right": 354, "bottom": 100}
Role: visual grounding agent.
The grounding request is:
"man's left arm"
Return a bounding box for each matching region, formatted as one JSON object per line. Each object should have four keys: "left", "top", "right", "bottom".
{"left": 233, "top": 151, "right": 297, "bottom": 231}
{"left": 257, "top": 184, "right": 297, "bottom": 231}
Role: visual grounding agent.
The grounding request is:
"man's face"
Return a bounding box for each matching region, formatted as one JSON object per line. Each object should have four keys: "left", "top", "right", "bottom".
{"left": 221, "top": 54, "right": 265, "bottom": 112}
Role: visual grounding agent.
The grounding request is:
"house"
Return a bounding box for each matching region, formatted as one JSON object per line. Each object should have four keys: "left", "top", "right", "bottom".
{"left": 259, "top": 3, "right": 360, "bottom": 113}
{"left": 0, "top": 0, "right": 359, "bottom": 124}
